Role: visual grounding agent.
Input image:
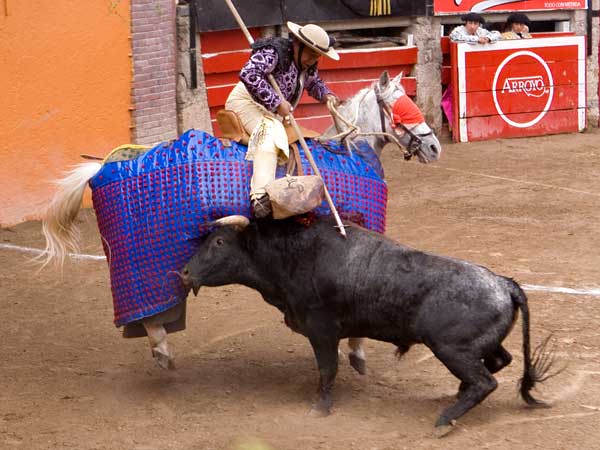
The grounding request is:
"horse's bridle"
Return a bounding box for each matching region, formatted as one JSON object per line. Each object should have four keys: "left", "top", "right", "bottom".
{"left": 374, "top": 85, "right": 433, "bottom": 161}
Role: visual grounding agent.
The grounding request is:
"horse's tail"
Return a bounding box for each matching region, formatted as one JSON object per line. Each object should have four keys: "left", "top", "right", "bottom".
{"left": 39, "top": 162, "right": 102, "bottom": 269}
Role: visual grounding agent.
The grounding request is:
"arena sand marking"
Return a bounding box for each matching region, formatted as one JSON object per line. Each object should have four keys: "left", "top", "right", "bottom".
{"left": 3, "top": 244, "right": 600, "bottom": 297}
{"left": 435, "top": 166, "right": 600, "bottom": 198}
{"left": 0, "top": 242, "right": 106, "bottom": 261}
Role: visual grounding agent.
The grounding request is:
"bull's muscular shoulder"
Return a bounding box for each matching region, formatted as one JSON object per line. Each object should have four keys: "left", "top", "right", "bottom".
{"left": 252, "top": 216, "right": 410, "bottom": 265}
{"left": 305, "top": 218, "right": 417, "bottom": 274}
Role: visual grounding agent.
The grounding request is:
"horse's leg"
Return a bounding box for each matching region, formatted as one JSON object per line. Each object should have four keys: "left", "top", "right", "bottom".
{"left": 347, "top": 337, "right": 367, "bottom": 375}
{"left": 144, "top": 321, "right": 173, "bottom": 370}
{"left": 142, "top": 303, "right": 185, "bottom": 370}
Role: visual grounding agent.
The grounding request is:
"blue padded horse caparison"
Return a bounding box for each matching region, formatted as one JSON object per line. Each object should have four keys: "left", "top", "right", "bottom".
{"left": 90, "top": 129, "right": 387, "bottom": 327}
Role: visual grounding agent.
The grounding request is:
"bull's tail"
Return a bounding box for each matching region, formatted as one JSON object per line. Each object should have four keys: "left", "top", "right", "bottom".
{"left": 508, "top": 279, "right": 557, "bottom": 407}
{"left": 38, "top": 162, "right": 102, "bottom": 270}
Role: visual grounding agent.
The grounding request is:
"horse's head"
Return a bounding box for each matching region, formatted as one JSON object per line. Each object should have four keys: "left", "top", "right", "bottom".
{"left": 373, "top": 71, "right": 442, "bottom": 163}
{"left": 323, "top": 71, "right": 442, "bottom": 163}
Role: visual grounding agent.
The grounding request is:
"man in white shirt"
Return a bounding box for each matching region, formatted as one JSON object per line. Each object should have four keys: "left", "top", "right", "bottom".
{"left": 450, "top": 12, "right": 501, "bottom": 44}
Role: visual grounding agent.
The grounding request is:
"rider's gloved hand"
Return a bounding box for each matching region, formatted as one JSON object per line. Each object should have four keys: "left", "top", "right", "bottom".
{"left": 325, "top": 94, "right": 340, "bottom": 107}
{"left": 277, "top": 100, "right": 293, "bottom": 120}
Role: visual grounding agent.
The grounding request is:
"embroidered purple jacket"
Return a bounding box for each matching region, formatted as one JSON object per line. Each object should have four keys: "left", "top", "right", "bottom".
{"left": 239, "top": 38, "right": 333, "bottom": 113}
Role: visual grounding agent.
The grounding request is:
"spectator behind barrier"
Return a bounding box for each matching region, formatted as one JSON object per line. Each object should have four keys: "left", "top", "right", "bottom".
{"left": 443, "top": 13, "right": 501, "bottom": 131}
{"left": 502, "top": 13, "right": 532, "bottom": 39}
{"left": 449, "top": 12, "right": 501, "bottom": 45}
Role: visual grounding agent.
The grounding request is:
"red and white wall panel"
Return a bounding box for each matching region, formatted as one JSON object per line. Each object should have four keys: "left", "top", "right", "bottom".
{"left": 451, "top": 36, "right": 586, "bottom": 142}
{"left": 201, "top": 30, "right": 417, "bottom": 134}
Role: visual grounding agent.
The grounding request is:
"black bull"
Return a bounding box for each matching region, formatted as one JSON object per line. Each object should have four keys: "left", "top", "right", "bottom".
{"left": 181, "top": 216, "right": 554, "bottom": 430}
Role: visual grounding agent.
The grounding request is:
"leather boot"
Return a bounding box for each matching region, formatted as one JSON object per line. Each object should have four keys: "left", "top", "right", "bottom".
{"left": 250, "top": 193, "right": 272, "bottom": 218}
{"left": 249, "top": 147, "right": 278, "bottom": 219}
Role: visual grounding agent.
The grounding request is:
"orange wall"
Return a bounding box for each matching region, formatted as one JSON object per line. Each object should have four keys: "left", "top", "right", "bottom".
{"left": 0, "top": 0, "right": 131, "bottom": 227}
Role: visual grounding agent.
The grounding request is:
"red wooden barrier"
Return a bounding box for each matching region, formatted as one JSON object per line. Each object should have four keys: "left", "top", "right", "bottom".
{"left": 441, "top": 37, "right": 452, "bottom": 85}
{"left": 449, "top": 36, "right": 586, "bottom": 142}
{"left": 200, "top": 30, "right": 417, "bottom": 134}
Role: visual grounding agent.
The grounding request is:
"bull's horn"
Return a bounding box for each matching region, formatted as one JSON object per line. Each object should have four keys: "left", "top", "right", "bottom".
{"left": 207, "top": 215, "right": 250, "bottom": 228}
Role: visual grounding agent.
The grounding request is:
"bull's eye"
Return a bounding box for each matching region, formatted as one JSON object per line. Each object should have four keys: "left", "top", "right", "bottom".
{"left": 215, "top": 237, "right": 224, "bottom": 246}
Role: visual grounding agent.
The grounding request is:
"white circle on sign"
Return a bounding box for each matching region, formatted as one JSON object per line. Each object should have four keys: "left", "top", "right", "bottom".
{"left": 492, "top": 51, "right": 554, "bottom": 128}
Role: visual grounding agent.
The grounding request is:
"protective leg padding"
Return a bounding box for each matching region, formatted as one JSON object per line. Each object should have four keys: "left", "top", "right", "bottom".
{"left": 250, "top": 143, "right": 279, "bottom": 197}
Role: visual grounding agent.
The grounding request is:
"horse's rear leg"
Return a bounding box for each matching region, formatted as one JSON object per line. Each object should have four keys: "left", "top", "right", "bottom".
{"left": 143, "top": 322, "right": 175, "bottom": 370}
{"left": 348, "top": 337, "right": 367, "bottom": 375}
{"left": 141, "top": 303, "right": 185, "bottom": 370}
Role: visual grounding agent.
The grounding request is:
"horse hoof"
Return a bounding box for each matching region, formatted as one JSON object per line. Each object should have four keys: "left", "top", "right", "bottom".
{"left": 152, "top": 349, "right": 176, "bottom": 370}
{"left": 433, "top": 420, "right": 456, "bottom": 438}
{"left": 349, "top": 353, "right": 367, "bottom": 375}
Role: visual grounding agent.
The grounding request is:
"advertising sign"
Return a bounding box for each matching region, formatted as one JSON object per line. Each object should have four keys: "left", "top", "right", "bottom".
{"left": 435, "top": 0, "right": 587, "bottom": 14}
{"left": 452, "top": 36, "right": 585, "bottom": 142}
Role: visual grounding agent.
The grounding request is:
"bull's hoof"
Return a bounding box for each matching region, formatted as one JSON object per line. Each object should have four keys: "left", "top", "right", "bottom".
{"left": 526, "top": 400, "right": 552, "bottom": 409}
{"left": 308, "top": 404, "right": 331, "bottom": 418}
{"left": 433, "top": 420, "right": 456, "bottom": 438}
{"left": 152, "top": 349, "right": 176, "bottom": 370}
{"left": 349, "top": 353, "right": 367, "bottom": 375}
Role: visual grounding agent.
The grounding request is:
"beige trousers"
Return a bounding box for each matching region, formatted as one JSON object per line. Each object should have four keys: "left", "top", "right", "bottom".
{"left": 225, "top": 82, "right": 290, "bottom": 197}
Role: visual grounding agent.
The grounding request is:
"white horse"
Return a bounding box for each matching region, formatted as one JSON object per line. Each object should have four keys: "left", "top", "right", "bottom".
{"left": 40, "top": 71, "right": 441, "bottom": 372}
{"left": 324, "top": 71, "right": 442, "bottom": 161}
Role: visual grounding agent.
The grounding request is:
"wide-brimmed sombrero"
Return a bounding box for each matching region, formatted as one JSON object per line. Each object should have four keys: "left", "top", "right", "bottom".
{"left": 287, "top": 21, "right": 340, "bottom": 61}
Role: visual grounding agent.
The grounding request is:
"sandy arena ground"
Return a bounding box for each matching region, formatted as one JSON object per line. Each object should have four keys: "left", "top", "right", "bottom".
{"left": 1, "top": 130, "right": 600, "bottom": 450}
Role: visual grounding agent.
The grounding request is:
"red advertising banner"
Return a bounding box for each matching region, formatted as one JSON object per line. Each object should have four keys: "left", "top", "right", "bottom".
{"left": 450, "top": 36, "right": 585, "bottom": 142}
{"left": 435, "top": 0, "right": 587, "bottom": 14}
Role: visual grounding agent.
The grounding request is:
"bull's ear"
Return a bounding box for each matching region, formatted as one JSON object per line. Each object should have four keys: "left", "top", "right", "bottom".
{"left": 379, "top": 71, "right": 390, "bottom": 89}
{"left": 187, "top": 235, "right": 205, "bottom": 244}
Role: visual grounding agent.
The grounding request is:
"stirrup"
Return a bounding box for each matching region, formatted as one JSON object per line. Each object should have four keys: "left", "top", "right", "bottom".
{"left": 251, "top": 194, "right": 272, "bottom": 219}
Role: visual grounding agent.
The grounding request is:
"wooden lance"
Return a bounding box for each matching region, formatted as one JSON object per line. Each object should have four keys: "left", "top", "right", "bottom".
{"left": 222, "top": 0, "right": 347, "bottom": 237}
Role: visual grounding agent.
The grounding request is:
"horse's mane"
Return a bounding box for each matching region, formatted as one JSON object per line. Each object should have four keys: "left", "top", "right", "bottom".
{"left": 336, "top": 77, "right": 406, "bottom": 126}
{"left": 338, "top": 87, "right": 372, "bottom": 125}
